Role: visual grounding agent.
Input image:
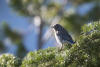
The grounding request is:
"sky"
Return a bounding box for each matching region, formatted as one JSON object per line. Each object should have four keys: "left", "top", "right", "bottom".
{"left": 0, "top": 0, "right": 94, "bottom": 54}
{"left": 0, "top": 0, "right": 34, "bottom": 53}
{"left": 0, "top": 0, "right": 56, "bottom": 54}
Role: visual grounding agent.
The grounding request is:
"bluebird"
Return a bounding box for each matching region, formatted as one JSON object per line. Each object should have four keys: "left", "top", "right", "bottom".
{"left": 52, "top": 24, "right": 75, "bottom": 49}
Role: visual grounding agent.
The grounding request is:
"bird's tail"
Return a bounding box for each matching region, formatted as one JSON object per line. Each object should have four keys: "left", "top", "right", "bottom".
{"left": 69, "top": 40, "right": 76, "bottom": 44}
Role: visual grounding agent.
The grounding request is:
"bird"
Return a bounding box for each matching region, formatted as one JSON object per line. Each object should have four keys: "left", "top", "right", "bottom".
{"left": 51, "top": 24, "right": 75, "bottom": 49}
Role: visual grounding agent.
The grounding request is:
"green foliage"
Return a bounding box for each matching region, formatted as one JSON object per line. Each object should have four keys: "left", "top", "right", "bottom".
{"left": 0, "top": 21, "right": 100, "bottom": 67}
{"left": 81, "top": 21, "right": 100, "bottom": 34}
{"left": 65, "top": 21, "right": 100, "bottom": 67}
{"left": 21, "top": 47, "right": 66, "bottom": 67}
{"left": 0, "top": 54, "right": 21, "bottom": 67}
{"left": 21, "top": 21, "right": 100, "bottom": 67}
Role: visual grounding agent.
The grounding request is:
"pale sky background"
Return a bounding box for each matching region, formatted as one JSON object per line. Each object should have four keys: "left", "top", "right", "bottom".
{"left": 0, "top": 0, "right": 94, "bottom": 54}
{"left": 0, "top": 0, "right": 55, "bottom": 54}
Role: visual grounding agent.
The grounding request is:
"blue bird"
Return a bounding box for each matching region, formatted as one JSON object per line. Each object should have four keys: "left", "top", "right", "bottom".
{"left": 52, "top": 24, "right": 75, "bottom": 49}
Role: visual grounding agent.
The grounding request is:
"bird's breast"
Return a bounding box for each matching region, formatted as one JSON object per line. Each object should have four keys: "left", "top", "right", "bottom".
{"left": 54, "top": 33, "right": 62, "bottom": 44}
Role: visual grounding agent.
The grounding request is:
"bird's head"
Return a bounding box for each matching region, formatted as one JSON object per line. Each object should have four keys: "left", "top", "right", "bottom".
{"left": 51, "top": 24, "right": 62, "bottom": 31}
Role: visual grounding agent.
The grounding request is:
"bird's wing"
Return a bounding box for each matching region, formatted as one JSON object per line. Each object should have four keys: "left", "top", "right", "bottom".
{"left": 57, "top": 28, "right": 74, "bottom": 44}
{"left": 62, "top": 28, "right": 73, "bottom": 40}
